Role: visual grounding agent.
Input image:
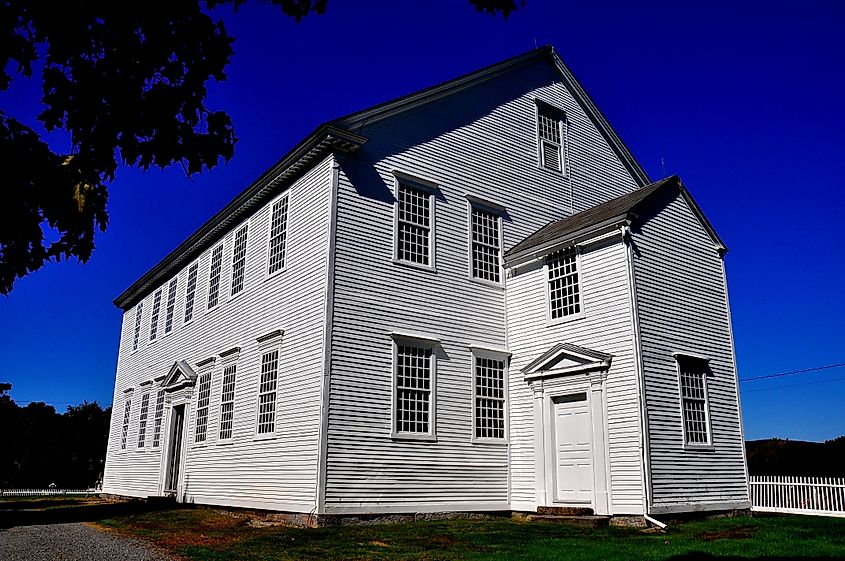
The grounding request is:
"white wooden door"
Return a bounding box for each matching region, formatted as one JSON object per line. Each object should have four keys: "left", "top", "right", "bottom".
{"left": 553, "top": 393, "right": 593, "bottom": 504}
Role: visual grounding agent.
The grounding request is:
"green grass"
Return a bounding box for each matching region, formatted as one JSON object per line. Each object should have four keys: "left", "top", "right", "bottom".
{"left": 95, "top": 508, "right": 845, "bottom": 561}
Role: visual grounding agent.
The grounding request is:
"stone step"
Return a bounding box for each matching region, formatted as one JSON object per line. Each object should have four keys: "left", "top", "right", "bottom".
{"left": 537, "top": 506, "right": 594, "bottom": 516}
{"left": 525, "top": 514, "right": 610, "bottom": 528}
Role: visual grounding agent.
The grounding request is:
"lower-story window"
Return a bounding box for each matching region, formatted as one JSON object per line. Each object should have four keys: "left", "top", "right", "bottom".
{"left": 120, "top": 395, "right": 132, "bottom": 450}
{"left": 219, "top": 364, "right": 237, "bottom": 440}
{"left": 677, "top": 355, "right": 712, "bottom": 445}
{"left": 137, "top": 392, "right": 150, "bottom": 448}
{"left": 394, "top": 344, "right": 435, "bottom": 437}
{"left": 151, "top": 390, "right": 165, "bottom": 448}
{"left": 194, "top": 372, "right": 212, "bottom": 443}
{"left": 257, "top": 350, "right": 279, "bottom": 435}
{"left": 473, "top": 355, "right": 506, "bottom": 440}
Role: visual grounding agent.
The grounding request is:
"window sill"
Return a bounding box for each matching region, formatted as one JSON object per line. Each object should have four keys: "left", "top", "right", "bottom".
{"left": 205, "top": 304, "right": 221, "bottom": 317}
{"left": 537, "top": 163, "right": 568, "bottom": 178}
{"left": 392, "top": 258, "right": 437, "bottom": 274}
{"left": 147, "top": 338, "right": 159, "bottom": 347}
{"left": 228, "top": 289, "right": 247, "bottom": 303}
{"left": 391, "top": 432, "right": 437, "bottom": 443}
{"left": 547, "top": 311, "right": 586, "bottom": 327}
{"left": 469, "top": 277, "right": 504, "bottom": 290}
{"left": 265, "top": 267, "right": 287, "bottom": 282}
{"left": 471, "top": 438, "right": 508, "bottom": 446}
{"left": 253, "top": 432, "right": 278, "bottom": 442}
{"left": 216, "top": 439, "right": 234, "bottom": 446}
{"left": 183, "top": 318, "right": 195, "bottom": 328}
{"left": 683, "top": 443, "right": 715, "bottom": 452}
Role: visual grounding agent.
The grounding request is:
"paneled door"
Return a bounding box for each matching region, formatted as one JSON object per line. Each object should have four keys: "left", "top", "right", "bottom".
{"left": 553, "top": 393, "right": 593, "bottom": 504}
{"left": 164, "top": 404, "right": 185, "bottom": 494}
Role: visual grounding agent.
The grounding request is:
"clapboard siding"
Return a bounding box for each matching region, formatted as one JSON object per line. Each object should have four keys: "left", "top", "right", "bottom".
{"left": 631, "top": 192, "right": 749, "bottom": 512}
{"left": 506, "top": 237, "right": 644, "bottom": 514}
{"left": 324, "top": 60, "right": 639, "bottom": 511}
{"left": 102, "top": 159, "right": 333, "bottom": 511}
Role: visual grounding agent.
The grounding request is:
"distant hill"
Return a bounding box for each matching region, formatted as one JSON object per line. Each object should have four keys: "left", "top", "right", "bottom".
{"left": 746, "top": 436, "right": 845, "bottom": 476}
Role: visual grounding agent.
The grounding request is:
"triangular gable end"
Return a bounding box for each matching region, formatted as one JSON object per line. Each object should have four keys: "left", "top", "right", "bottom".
{"left": 160, "top": 360, "right": 198, "bottom": 391}
{"left": 522, "top": 342, "right": 613, "bottom": 381}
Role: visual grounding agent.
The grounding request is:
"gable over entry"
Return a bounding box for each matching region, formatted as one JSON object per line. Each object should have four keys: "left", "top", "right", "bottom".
{"left": 160, "top": 360, "right": 198, "bottom": 393}
{"left": 522, "top": 342, "right": 613, "bottom": 515}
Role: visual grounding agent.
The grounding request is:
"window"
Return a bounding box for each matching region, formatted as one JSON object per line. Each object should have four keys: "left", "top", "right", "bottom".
{"left": 257, "top": 350, "right": 279, "bottom": 435}
{"left": 474, "top": 356, "right": 506, "bottom": 440}
{"left": 120, "top": 396, "right": 132, "bottom": 450}
{"left": 267, "top": 196, "right": 289, "bottom": 275}
{"left": 149, "top": 289, "right": 162, "bottom": 341}
{"left": 132, "top": 302, "right": 143, "bottom": 351}
{"left": 537, "top": 106, "right": 564, "bottom": 172}
{"left": 164, "top": 278, "right": 178, "bottom": 334}
{"left": 151, "top": 390, "right": 165, "bottom": 448}
{"left": 218, "top": 364, "right": 237, "bottom": 440}
{"left": 397, "top": 182, "right": 432, "bottom": 266}
{"left": 548, "top": 247, "right": 581, "bottom": 320}
{"left": 678, "top": 357, "right": 711, "bottom": 445}
{"left": 184, "top": 262, "right": 198, "bottom": 323}
{"left": 137, "top": 392, "right": 150, "bottom": 448}
{"left": 471, "top": 206, "right": 501, "bottom": 283}
{"left": 230, "top": 224, "right": 248, "bottom": 296}
{"left": 394, "top": 345, "right": 434, "bottom": 436}
{"left": 207, "top": 244, "right": 224, "bottom": 310}
{"left": 194, "top": 372, "right": 212, "bottom": 443}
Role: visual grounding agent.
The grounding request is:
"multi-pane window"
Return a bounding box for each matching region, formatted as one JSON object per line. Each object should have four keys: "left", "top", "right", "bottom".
{"left": 207, "top": 244, "right": 224, "bottom": 310}
{"left": 149, "top": 289, "right": 162, "bottom": 341}
{"left": 218, "top": 364, "right": 237, "bottom": 440}
{"left": 395, "top": 345, "right": 433, "bottom": 435}
{"left": 257, "top": 350, "right": 279, "bottom": 434}
{"left": 194, "top": 372, "right": 212, "bottom": 443}
{"left": 471, "top": 207, "right": 501, "bottom": 283}
{"left": 679, "top": 358, "right": 711, "bottom": 445}
{"left": 397, "top": 183, "right": 432, "bottom": 265}
{"left": 184, "top": 262, "right": 198, "bottom": 323}
{"left": 474, "top": 356, "right": 506, "bottom": 440}
{"left": 164, "top": 278, "right": 178, "bottom": 334}
{"left": 132, "top": 303, "right": 143, "bottom": 351}
{"left": 137, "top": 392, "right": 150, "bottom": 448}
{"left": 548, "top": 247, "right": 581, "bottom": 320}
{"left": 151, "top": 390, "right": 165, "bottom": 448}
{"left": 230, "top": 225, "right": 249, "bottom": 296}
{"left": 538, "top": 107, "right": 563, "bottom": 172}
{"left": 268, "top": 196, "right": 289, "bottom": 275}
{"left": 120, "top": 396, "right": 132, "bottom": 450}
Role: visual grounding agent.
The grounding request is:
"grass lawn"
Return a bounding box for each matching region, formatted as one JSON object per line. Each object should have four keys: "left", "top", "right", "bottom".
{"left": 95, "top": 507, "right": 845, "bottom": 561}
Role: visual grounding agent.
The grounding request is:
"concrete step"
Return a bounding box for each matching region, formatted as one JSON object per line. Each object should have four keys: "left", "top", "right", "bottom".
{"left": 525, "top": 514, "right": 610, "bottom": 528}
{"left": 537, "top": 506, "right": 594, "bottom": 516}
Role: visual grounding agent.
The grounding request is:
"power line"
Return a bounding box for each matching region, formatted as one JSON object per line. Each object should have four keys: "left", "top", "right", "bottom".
{"left": 742, "top": 375, "right": 845, "bottom": 394}
{"left": 739, "top": 362, "right": 845, "bottom": 383}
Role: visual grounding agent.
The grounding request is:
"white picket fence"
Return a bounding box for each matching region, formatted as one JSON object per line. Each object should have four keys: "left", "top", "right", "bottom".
{"left": 750, "top": 476, "right": 845, "bottom": 517}
{"left": 0, "top": 489, "right": 99, "bottom": 498}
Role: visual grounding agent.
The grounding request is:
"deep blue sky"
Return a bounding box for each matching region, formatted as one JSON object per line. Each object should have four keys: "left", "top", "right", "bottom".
{"left": 1, "top": 1, "right": 843, "bottom": 441}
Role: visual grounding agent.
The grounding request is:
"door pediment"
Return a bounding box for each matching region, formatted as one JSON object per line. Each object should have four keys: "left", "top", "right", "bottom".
{"left": 522, "top": 342, "right": 612, "bottom": 382}
{"left": 160, "top": 360, "right": 199, "bottom": 392}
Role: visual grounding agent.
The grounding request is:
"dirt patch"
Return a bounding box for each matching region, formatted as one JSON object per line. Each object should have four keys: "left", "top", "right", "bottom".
{"left": 695, "top": 526, "right": 757, "bottom": 541}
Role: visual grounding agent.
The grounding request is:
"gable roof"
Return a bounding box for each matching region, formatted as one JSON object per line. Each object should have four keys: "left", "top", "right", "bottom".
{"left": 522, "top": 342, "right": 613, "bottom": 382}
{"left": 504, "top": 175, "right": 726, "bottom": 265}
{"left": 114, "top": 45, "right": 650, "bottom": 310}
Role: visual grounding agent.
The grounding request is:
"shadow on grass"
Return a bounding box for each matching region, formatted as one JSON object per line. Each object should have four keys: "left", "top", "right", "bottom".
{"left": 0, "top": 498, "right": 179, "bottom": 529}
{"left": 668, "top": 555, "right": 845, "bottom": 561}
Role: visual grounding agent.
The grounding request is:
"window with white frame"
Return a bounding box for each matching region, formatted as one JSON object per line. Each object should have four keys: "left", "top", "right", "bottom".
{"left": 471, "top": 206, "right": 501, "bottom": 283}
{"left": 194, "top": 372, "right": 212, "bottom": 443}
{"left": 537, "top": 105, "right": 564, "bottom": 172}
{"left": 230, "top": 224, "right": 248, "bottom": 296}
{"left": 120, "top": 395, "right": 132, "bottom": 450}
{"left": 164, "top": 278, "right": 178, "bottom": 334}
{"left": 548, "top": 247, "right": 581, "bottom": 319}
{"left": 394, "top": 344, "right": 434, "bottom": 435}
{"left": 207, "top": 244, "right": 224, "bottom": 310}
{"left": 256, "top": 350, "right": 279, "bottom": 435}
{"left": 678, "top": 357, "right": 711, "bottom": 445}
{"left": 149, "top": 289, "right": 162, "bottom": 341}
{"left": 397, "top": 182, "right": 432, "bottom": 266}
{"left": 218, "top": 364, "right": 237, "bottom": 440}
{"left": 267, "top": 196, "right": 289, "bottom": 275}
{"left": 132, "top": 303, "right": 143, "bottom": 351}
{"left": 474, "top": 356, "right": 506, "bottom": 440}
{"left": 151, "top": 390, "right": 165, "bottom": 448}
{"left": 184, "top": 262, "right": 198, "bottom": 323}
{"left": 137, "top": 392, "right": 150, "bottom": 448}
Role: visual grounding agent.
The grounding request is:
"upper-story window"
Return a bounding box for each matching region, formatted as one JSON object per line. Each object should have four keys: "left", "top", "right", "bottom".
{"left": 470, "top": 205, "right": 501, "bottom": 283}
{"left": 537, "top": 103, "right": 565, "bottom": 173}
{"left": 207, "top": 243, "right": 224, "bottom": 310}
{"left": 268, "top": 196, "right": 289, "bottom": 275}
{"left": 137, "top": 391, "right": 150, "bottom": 448}
{"left": 194, "top": 371, "right": 212, "bottom": 443}
{"left": 231, "top": 224, "right": 249, "bottom": 296}
{"left": 677, "top": 356, "right": 712, "bottom": 446}
{"left": 149, "top": 289, "right": 162, "bottom": 341}
{"left": 132, "top": 302, "right": 143, "bottom": 351}
{"left": 164, "top": 278, "right": 178, "bottom": 334}
{"left": 184, "top": 262, "right": 198, "bottom": 324}
{"left": 548, "top": 247, "right": 581, "bottom": 320}
{"left": 397, "top": 182, "right": 433, "bottom": 266}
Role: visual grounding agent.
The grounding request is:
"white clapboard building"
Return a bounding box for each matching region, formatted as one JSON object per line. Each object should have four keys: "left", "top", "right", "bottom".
{"left": 102, "top": 46, "right": 749, "bottom": 520}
